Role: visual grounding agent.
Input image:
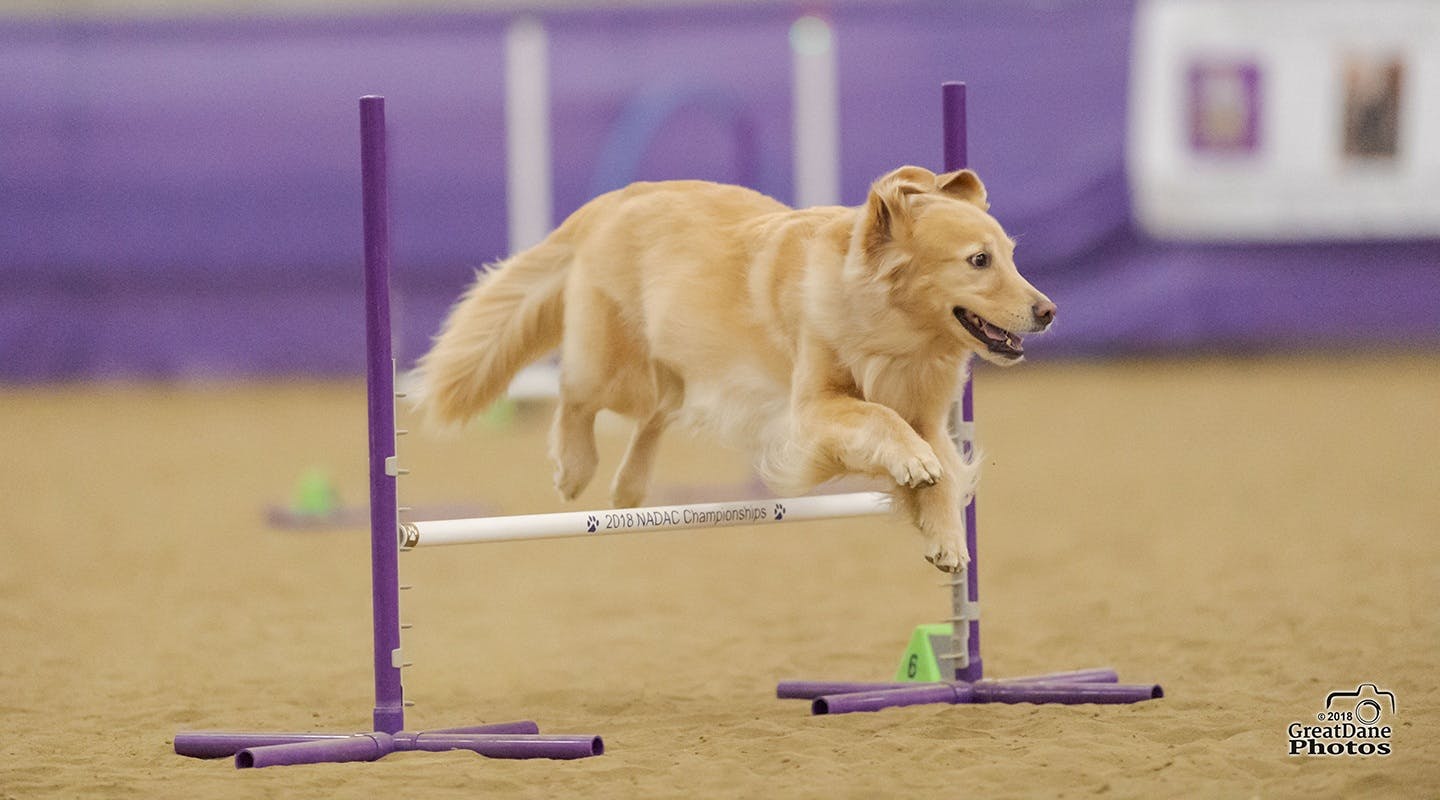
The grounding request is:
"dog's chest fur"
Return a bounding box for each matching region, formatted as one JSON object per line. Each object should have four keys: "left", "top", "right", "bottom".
{"left": 849, "top": 352, "right": 965, "bottom": 428}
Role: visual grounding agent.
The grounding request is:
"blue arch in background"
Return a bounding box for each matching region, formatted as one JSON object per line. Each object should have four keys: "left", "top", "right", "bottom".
{"left": 587, "top": 84, "right": 772, "bottom": 200}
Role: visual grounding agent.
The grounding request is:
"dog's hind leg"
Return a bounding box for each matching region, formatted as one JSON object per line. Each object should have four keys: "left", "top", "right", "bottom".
{"left": 548, "top": 280, "right": 619, "bottom": 502}
{"left": 609, "top": 365, "right": 683, "bottom": 508}
{"left": 549, "top": 398, "right": 599, "bottom": 501}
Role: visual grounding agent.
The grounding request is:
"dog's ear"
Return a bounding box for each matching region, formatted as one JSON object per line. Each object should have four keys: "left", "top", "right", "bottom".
{"left": 937, "top": 169, "right": 989, "bottom": 210}
{"left": 864, "top": 167, "right": 931, "bottom": 247}
{"left": 885, "top": 165, "right": 939, "bottom": 188}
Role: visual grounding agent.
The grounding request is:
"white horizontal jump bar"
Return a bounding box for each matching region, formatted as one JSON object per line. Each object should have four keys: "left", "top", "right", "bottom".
{"left": 400, "top": 491, "right": 893, "bottom": 549}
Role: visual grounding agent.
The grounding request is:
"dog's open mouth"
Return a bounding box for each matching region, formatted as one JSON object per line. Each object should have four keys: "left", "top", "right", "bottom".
{"left": 953, "top": 307, "right": 1023, "bottom": 358}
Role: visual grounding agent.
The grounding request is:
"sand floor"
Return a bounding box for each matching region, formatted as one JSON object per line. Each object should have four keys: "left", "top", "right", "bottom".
{"left": 2, "top": 354, "right": 1437, "bottom": 798}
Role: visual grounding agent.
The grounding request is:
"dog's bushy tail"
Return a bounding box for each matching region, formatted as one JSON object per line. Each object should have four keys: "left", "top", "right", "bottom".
{"left": 413, "top": 241, "right": 572, "bottom": 428}
{"left": 757, "top": 435, "right": 831, "bottom": 497}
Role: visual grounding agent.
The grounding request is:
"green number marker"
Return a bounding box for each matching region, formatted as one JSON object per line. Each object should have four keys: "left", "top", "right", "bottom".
{"left": 893, "top": 623, "right": 955, "bottom": 683}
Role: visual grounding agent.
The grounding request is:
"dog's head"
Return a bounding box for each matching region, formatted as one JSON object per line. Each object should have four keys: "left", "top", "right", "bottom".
{"left": 850, "top": 166, "right": 1055, "bottom": 365}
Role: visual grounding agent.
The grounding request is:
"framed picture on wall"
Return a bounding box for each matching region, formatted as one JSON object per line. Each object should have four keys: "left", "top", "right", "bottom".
{"left": 1188, "top": 61, "right": 1261, "bottom": 155}
{"left": 1342, "top": 53, "right": 1405, "bottom": 161}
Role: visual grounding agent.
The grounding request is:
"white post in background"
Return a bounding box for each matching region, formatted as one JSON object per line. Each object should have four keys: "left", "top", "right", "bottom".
{"left": 504, "top": 16, "right": 553, "bottom": 252}
{"left": 790, "top": 14, "right": 841, "bottom": 208}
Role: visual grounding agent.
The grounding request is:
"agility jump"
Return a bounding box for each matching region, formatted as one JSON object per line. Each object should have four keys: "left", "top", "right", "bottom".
{"left": 175, "top": 82, "right": 1158, "bottom": 770}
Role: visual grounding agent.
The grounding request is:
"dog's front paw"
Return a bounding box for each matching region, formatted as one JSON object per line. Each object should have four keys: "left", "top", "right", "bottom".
{"left": 885, "top": 442, "right": 943, "bottom": 488}
{"left": 924, "top": 533, "right": 970, "bottom": 573}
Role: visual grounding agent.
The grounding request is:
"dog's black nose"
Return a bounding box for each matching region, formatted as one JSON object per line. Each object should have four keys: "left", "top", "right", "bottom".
{"left": 1032, "top": 299, "right": 1056, "bottom": 328}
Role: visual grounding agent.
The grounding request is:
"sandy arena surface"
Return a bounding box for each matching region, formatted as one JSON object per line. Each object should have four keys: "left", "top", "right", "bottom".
{"left": 2, "top": 354, "right": 1437, "bottom": 798}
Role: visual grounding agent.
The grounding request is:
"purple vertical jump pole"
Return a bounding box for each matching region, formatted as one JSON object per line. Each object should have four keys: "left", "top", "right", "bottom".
{"left": 943, "top": 81, "right": 983, "bottom": 684}
{"left": 174, "top": 96, "right": 603, "bottom": 767}
{"left": 361, "top": 95, "right": 407, "bottom": 735}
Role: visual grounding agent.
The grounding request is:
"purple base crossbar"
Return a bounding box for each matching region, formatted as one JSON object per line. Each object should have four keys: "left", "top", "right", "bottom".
{"left": 175, "top": 721, "right": 602, "bottom": 768}
{"left": 779, "top": 668, "right": 1162, "bottom": 715}
{"left": 778, "top": 83, "right": 1162, "bottom": 717}
{"left": 175, "top": 95, "right": 601, "bottom": 769}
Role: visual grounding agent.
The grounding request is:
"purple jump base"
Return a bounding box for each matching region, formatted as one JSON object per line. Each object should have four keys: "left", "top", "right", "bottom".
{"left": 775, "top": 668, "right": 1124, "bottom": 700}
{"left": 175, "top": 722, "right": 602, "bottom": 769}
{"left": 174, "top": 720, "right": 542, "bottom": 759}
{"left": 777, "top": 669, "right": 1163, "bottom": 716}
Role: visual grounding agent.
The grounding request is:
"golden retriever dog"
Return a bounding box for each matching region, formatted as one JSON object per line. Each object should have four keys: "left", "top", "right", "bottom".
{"left": 413, "top": 166, "right": 1054, "bottom": 571}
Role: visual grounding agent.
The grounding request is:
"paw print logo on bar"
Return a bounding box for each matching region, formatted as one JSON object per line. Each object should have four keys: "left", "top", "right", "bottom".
{"left": 586, "top": 515, "right": 598, "bottom": 533}
{"left": 774, "top": 503, "right": 786, "bottom": 521}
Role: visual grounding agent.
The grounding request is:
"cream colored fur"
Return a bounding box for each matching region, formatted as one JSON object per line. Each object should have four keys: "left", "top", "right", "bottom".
{"left": 414, "top": 166, "right": 1053, "bottom": 571}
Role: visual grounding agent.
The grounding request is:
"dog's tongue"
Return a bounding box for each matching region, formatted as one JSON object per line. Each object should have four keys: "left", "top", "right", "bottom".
{"left": 981, "top": 320, "right": 1009, "bottom": 342}
{"left": 981, "top": 320, "right": 1024, "bottom": 351}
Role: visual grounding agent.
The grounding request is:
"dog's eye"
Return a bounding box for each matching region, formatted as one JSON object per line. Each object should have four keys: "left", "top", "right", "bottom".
{"left": 967, "top": 252, "right": 990, "bottom": 268}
